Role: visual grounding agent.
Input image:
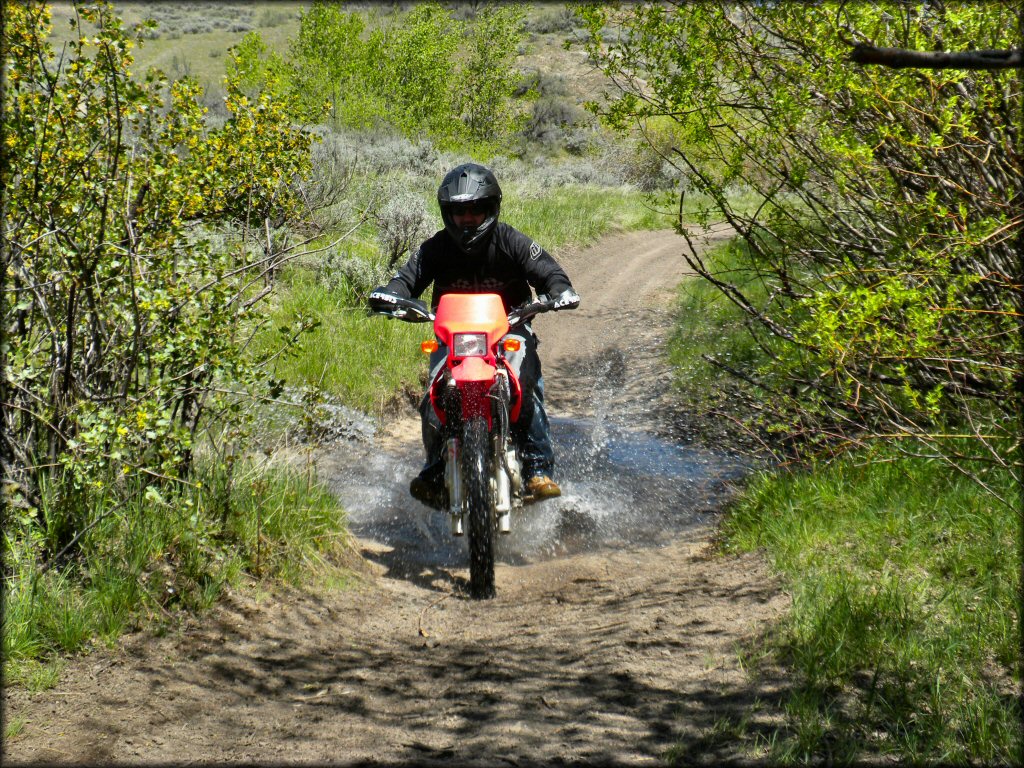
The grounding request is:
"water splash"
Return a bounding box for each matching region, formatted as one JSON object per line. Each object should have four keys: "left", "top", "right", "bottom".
{"left": 325, "top": 416, "right": 748, "bottom": 570}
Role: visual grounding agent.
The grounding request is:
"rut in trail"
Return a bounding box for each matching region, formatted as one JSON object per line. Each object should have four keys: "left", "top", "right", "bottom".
{"left": 4, "top": 227, "right": 790, "bottom": 767}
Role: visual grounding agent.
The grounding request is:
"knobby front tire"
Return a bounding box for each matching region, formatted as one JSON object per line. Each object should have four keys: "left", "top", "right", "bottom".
{"left": 462, "top": 416, "right": 496, "bottom": 599}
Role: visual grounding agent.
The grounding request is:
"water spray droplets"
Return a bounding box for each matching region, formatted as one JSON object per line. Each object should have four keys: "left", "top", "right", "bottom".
{"left": 325, "top": 416, "right": 748, "bottom": 570}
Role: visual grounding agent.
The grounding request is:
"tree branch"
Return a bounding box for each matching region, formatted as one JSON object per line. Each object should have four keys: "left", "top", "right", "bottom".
{"left": 849, "top": 44, "right": 1024, "bottom": 70}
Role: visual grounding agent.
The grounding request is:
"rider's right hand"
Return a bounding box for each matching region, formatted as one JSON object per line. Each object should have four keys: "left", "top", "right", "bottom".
{"left": 368, "top": 287, "right": 401, "bottom": 313}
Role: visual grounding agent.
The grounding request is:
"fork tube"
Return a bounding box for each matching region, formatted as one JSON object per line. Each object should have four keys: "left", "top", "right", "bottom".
{"left": 445, "top": 438, "right": 464, "bottom": 534}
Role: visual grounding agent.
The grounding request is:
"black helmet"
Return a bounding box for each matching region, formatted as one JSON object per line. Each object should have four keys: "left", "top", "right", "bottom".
{"left": 437, "top": 163, "right": 502, "bottom": 255}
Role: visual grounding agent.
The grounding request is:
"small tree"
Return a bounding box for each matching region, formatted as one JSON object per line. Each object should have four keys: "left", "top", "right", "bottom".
{"left": 456, "top": 4, "right": 528, "bottom": 145}
{"left": 366, "top": 3, "right": 461, "bottom": 141}
{"left": 288, "top": 2, "right": 378, "bottom": 127}
{"left": 2, "top": 1, "right": 327, "bottom": 553}
{"left": 278, "top": 2, "right": 528, "bottom": 148}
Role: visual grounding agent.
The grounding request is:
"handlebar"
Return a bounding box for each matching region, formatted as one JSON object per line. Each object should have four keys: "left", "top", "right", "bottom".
{"left": 369, "top": 292, "right": 571, "bottom": 327}
{"left": 506, "top": 296, "right": 555, "bottom": 328}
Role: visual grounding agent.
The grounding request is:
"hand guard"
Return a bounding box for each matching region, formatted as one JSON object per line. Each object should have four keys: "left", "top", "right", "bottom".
{"left": 552, "top": 288, "right": 581, "bottom": 311}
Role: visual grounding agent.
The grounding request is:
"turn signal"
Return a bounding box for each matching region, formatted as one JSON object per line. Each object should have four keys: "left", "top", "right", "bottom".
{"left": 421, "top": 340, "right": 439, "bottom": 354}
{"left": 503, "top": 338, "right": 521, "bottom": 352}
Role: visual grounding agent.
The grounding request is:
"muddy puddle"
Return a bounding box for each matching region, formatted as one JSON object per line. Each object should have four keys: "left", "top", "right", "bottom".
{"left": 323, "top": 415, "right": 748, "bottom": 571}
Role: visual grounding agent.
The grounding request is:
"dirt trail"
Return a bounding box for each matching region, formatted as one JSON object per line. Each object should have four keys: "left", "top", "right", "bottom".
{"left": 4, "top": 226, "right": 789, "bottom": 766}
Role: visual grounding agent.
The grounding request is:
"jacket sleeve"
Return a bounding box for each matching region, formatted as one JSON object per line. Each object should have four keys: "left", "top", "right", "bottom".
{"left": 383, "top": 242, "right": 433, "bottom": 299}
{"left": 507, "top": 227, "right": 573, "bottom": 297}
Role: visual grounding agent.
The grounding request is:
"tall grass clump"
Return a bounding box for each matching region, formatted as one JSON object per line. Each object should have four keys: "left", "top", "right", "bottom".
{"left": 3, "top": 460, "right": 348, "bottom": 689}
{"left": 252, "top": 262, "right": 430, "bottom": 416}
{"left": 720, "top": 454, "right": 1021, "bottom": 765}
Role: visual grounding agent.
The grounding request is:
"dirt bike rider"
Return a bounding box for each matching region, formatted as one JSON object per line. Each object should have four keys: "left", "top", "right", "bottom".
{"left": 368, "top": 163, "right": 580, "bottom": 509}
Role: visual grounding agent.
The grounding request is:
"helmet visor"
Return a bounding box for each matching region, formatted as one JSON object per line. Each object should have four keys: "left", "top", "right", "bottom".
{"left": 449, "top": 201, "right": 491, "bottom": 217}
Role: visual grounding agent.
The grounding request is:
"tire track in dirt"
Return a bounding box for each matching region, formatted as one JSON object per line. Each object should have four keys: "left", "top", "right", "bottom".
{"left": 4, "top": 226, "right": 790, "bottom": 767}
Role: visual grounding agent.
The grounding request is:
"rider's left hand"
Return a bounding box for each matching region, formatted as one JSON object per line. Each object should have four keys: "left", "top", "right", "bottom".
{"left": 552, "top": 288, "right": 581, "bottom": 311}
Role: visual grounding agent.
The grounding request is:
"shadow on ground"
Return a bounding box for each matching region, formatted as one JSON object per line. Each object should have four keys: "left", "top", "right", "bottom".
{"left": 77, "top": 550, "right": 792, "bottom": 766}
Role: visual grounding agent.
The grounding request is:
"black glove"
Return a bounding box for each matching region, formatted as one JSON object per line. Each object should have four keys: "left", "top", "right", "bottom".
{"left": 368, "top": 287, "right": 401, "bottom": 313}
{"left": 552, "top": 288, "right": 580, "bottom": 311}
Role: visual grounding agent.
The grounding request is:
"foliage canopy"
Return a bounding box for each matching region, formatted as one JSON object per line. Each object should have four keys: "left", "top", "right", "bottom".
{"left": 229, "top": 1, "right": 529, "bottom": 150}
{"left": 579, "top": 1, "right": 1022, "bottom": 490}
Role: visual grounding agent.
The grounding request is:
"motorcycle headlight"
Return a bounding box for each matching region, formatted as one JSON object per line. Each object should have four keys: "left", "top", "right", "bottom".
{"left": 453, "top": 333, "right": 487, "bottom": 357}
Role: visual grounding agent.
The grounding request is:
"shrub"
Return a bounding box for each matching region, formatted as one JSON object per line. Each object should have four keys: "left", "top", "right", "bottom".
{"left": 373, "top": 193, "right": 435, "bottom": 270}
{"left": 524, "top": 5, "right": 579, "bottom": 35}
{"left": 315, "top": 245, "right": 392, "bottom": 297}
{"left": 258, "top": 8, "right": 293, "bottom": 28}
{"left": 525, "top": 93, "right": 588, "bottom": 147}
{"left": 181, "top": 21, "right": 212, "bottom": 35}
{"left": 3, "top": 3, "right": 329, "bottom": 559}
{"left": 581, "top": 4, "right": 1023, "bottom": 484}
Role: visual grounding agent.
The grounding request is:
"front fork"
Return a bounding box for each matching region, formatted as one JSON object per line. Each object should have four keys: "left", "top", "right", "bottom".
{"left": 443, "top": 370, "right": 522, "bottom": 537}
{"left": 495, "top": 441, "right": 522, "bottom": 533}
{"left": 445, "top": 437, "right": 464, "bottom": 535}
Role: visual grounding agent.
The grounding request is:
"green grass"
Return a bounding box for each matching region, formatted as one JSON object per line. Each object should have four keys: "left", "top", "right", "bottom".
{"left": 252, "top": 269, "right": 430, "bottom": 415}
{"left": 716, "top": 454, "right": 1021, "bottom": 765}
{"left": 2, "top": 459, "right": 351, "bottom": 688}
{"left": 502, "top": 183, "right": 675, "bottom": 246}
{"left": 49, "top": 1, "right": 306, "bottom": 97}
{"left": 666, "top": 236, "right": 792, "bottom": 453}
{"left": 5, "top": 714, "right": 28, "bottom": 741}
{"left": 668, "top": 238, "right": 766, "bottom": 386}
{"left": 5, "top": 658, "right": 66, "bottom": 694}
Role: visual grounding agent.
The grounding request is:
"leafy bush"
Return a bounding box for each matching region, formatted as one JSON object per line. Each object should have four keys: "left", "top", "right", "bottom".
{"left": 668, "top": 239, "right": 782, "bottom": 452}
{"left": 581, "top": 4, "right": 1022, "bottom": 487}
{"left": 238, "top": 2, "right": 529, "bottom": 150}
{"left": 2, "top": 3, "right": 329, "bottom": 561}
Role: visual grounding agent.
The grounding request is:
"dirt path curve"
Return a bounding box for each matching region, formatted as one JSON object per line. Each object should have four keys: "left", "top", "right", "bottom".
{"left": 4, "top": 226, "right": 789, "bottom": 767}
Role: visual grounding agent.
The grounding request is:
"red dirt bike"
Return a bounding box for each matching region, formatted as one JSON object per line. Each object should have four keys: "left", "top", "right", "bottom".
{"left": 370, "top": 291, "right": 561, "bottom": 599}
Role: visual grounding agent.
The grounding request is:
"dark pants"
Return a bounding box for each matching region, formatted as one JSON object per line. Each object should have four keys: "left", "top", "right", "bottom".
{"left": 419, "top": 328, "right": 554, "bottom": 480}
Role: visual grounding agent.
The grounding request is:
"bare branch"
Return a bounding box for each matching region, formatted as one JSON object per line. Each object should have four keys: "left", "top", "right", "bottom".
{"left": 850, "top": 44, "right": 1024, "bottom": 70}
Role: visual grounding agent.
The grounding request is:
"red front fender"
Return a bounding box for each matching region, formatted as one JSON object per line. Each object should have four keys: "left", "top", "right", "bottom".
{"left": 451, "top": 356, "right": 496, "bottom": 384}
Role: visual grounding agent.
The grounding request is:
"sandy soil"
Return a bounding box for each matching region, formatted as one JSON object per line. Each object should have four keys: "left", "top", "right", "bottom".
{"left": 3, "top": 226, "right": 790, "bottom": 766}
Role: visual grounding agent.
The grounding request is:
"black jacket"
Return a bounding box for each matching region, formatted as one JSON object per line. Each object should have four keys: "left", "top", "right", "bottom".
{"left": 384, "top": 222, "right": 573, "bottom": 312}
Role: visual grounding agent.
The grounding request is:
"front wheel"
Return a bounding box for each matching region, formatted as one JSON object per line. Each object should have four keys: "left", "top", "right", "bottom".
{"left": 462, "top": 416, "right": 495, "bottom": 599}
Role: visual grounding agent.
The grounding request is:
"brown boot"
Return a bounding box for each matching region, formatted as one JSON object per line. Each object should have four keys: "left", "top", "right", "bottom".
{"left": 525, "top": 475, "right": 561, "bottom": 499}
